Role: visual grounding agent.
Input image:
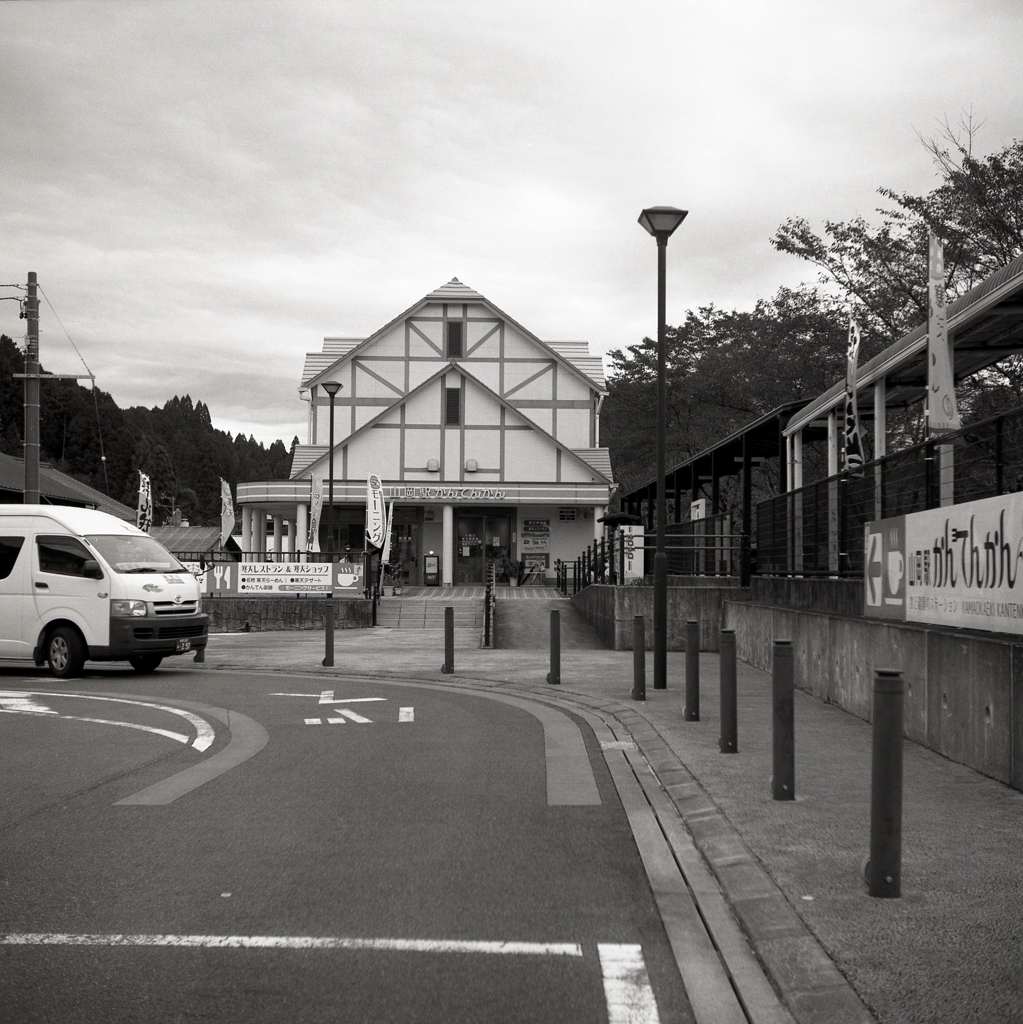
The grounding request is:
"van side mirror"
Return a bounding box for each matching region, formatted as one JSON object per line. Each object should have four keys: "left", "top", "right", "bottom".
{"left": 83, "top": 559, "right": 104, "bottom": 580}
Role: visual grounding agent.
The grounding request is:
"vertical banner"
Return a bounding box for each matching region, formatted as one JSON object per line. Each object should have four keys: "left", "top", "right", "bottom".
{"left": 381, "top": 501, "right": 394, "bottom": 563}
{"left": 136, "top": 471, "right": 153, "bottom": 532}
{"left": 927, "top": 230, "right": 961, "bottom": 435}
{"left": 842, "top": 319, "right": 865, "bottom": 471}
{"left": 366, "top": 474, "right": 386, "bottom": 549}
{"left": 308, "top": 474, "right": 323, "bottom": 553}
{"left": 219, "top": 478, "right": 236, "bottom": 547}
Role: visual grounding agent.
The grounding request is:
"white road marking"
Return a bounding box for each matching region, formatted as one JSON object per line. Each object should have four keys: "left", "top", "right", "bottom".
{"left": 325, "top": 717, "right": 346, "bottom": 725}
{"left": 0, "top": 692, "right": 57, "bottom": 714}
{"left": 318, "top": 690, "right": 334, "bottom": 704}
{"left": 0, "top": 933, "right": 584, "bottom": 956}
{"left": 304, "top": 718, "right": 322, "bottom": 725}
{"left": 598, "top": 944, "right": 662, "bottom": 1024}
{"left": 0, "top": 709, "right": 190, "bottom": 745}
{"left": 333, "top": 708, "right": 372, "bottom": 723}
{"left": 0, "top": 691, "right": 215, "bottom": 752}
{"left": 315, "top": 690, "right": 387, "bottom": 705}
{"left": 398, "top": 707, "right": 414, "bottom": 722}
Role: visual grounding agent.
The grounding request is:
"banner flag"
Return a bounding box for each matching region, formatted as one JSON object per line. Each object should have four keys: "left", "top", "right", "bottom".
{"left": 842, "top": 318, "right": 866, "bottom": 471}
{"left": 219, "top": 478, "right": 236, "bottom": 547}
{"left": 308, "top": 474, "right": 323, "bottom": 553}
{"left": 136, "top": 471, "right": 153, "bottom": 532}
{"left": 927, "top": 230, "right": 961, "bottom": 435}
{"left": 381, "top": 501, "right": 394, "bottom": 563}
{"left": 366, "top": 474, "right": 386, "bottom": 550}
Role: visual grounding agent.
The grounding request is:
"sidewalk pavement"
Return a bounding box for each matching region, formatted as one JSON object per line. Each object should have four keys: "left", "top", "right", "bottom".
{"left": 189, "top": 607, "right": 1023, "bottom": 1024}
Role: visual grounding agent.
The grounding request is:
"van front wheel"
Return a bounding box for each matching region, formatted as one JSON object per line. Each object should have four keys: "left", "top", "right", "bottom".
{"left": 128, "top": 654, "right": 163, "bottom": 673}
{"left": 47, "top": 626, "right": 86, "bottom": 678}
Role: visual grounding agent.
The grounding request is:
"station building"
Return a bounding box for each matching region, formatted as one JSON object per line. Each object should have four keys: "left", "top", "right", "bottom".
{"left": 236, "top": 279, "right": 613, "bottom": 585}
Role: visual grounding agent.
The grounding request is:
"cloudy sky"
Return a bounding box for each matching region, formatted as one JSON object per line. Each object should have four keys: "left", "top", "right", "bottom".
{"left": 3, "top": 0, "right": 1022, "bottom": 447}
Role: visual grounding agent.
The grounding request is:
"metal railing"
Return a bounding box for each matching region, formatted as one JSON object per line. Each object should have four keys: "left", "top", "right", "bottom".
{"left": 756, "top": 404, "right": 1023, "bottom": 577}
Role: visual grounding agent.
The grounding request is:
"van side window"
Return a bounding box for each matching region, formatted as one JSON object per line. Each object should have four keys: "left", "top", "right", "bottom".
{"left": 0, "top": 536, "right": 25, "bottom": 580}
{"left": 37, "top": 535, "right": 94, "bottom": 577}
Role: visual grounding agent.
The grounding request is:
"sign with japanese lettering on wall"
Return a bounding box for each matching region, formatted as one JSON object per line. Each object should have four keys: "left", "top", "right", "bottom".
{"left": 198, "top": 561, "right": 364, "bottom": 597}
{"left": 520, "top": 520, "right": 550, "bottom": 554}
{"left": 865, "top": 490, "right": 1023, "bottom": 633}
{"left": 620, "top": 525, "right": 644, "bottom": 581}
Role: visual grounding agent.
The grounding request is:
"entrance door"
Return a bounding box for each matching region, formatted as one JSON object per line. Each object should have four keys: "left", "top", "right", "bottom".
{"left": 392, "top": 524, "right": 420, "bottom": 586}
{"left": 455, "top": 513, "right": 511, "bottom": 584}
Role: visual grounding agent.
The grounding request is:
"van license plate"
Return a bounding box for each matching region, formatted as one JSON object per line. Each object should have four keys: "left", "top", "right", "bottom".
{"left": 176, "top": 639, "right": 192, "bottom": 653}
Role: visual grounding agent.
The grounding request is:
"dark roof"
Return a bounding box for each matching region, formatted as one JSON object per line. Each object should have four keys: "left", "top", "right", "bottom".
{"left": 0, "top": 452, "right": 135, "bottom": 521}
{"left": 149, "top": 525, "right": 241, "bottom": 554}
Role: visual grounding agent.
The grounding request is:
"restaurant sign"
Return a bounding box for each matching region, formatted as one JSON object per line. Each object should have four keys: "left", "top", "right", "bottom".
{"left": 865, "top": 490, "right": 1023, "bottom": 633}
{"left": 389, "top": 486, "right": 507, "bottom": 501}
{"left": 197, "top": 561, "right": 364, "bottom": 596}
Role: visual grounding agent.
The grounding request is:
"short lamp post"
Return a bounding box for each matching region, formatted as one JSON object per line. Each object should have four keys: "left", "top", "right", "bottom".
{"left": 320, "top": 380, "right": 343, "bottom": 668}
{"left": 639, "top": 205, "right": 688, "bottom": 690}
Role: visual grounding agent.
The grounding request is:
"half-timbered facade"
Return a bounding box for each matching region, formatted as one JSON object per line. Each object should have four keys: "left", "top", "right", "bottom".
{"left": 236, "top": 279, "right": 613, "bottom": 585}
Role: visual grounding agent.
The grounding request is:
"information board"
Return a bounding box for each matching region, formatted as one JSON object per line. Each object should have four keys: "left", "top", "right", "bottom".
{"left": 199, "top": 561, "right": 364, "bottom": 596}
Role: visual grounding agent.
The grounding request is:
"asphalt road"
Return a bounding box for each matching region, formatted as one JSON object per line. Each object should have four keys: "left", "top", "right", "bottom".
{"left": 0, "top": 663, "right": 693, "bottom": 1023}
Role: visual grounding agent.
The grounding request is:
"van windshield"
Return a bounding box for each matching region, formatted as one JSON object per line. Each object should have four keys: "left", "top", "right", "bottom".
{"left": 85, "top": 534, "right": 186, "bottom": 574}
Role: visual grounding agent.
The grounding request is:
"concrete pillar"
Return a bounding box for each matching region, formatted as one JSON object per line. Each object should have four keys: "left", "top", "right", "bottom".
{"left": 256, "top": 510, "right": 268, "bottom": 555}
{"left": 442, "top": 504, "right": 454, "bottom": 586}
{"left": 272, "top": 515, "right": 283, "bottom": 561}
{"left": 827, "top": 410, "right": 839, "bottom": 477}
{"left": 287, "top": 518, "right": 296, "bottom": 554}
{"left": 793, "top": 430, "right": 804, "bottom": 490}
{"left": 874, "top": 379, "right": 887, "bottom": 459}
{"left": 241, "top": 505, "right": 253, "bottom": 553}
{"left": 593, "top": 506, "right": 604, "bottom": 542}
{"left": 296, "top": 502, "right": 308, "bottom": 562}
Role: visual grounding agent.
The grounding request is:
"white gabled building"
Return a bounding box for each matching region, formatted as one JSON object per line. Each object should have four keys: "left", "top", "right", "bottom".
{"left": 236, "top": 279, "right": 613, "bottom": 585}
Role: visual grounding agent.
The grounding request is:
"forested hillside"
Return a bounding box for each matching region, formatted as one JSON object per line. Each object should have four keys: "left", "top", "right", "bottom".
{"left": 0, "top": 333, "right": 294, "bottom": 526}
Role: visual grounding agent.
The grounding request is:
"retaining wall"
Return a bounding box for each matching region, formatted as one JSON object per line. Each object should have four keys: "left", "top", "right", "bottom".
{"left": 206, "top": 596, "right": 373, "bottom": 633}
{"left": 724, "top": 599, "right": 1023, "bottom": 790}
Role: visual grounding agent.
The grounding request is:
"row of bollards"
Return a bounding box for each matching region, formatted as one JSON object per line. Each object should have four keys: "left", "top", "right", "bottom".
{"left": 628, "top": 615, "right": 904, "bottom": 898}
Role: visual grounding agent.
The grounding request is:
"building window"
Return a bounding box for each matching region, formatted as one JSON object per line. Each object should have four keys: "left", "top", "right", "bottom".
{"left": 445, "top": 387, "right": 461, "bottom": 425}
{"left": 446, "top": 321, "right": 463, "bottom": 357}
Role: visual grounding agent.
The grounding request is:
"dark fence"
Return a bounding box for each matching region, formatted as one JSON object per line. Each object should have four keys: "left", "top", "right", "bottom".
{"left": 756, "top": 404, "right": 1023, "bottom": 578}
{"left": 666, "top": 514, "right": 738, "bottom": 576}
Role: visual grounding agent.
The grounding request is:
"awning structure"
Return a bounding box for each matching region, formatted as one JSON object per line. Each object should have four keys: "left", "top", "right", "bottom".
{"left": 786, "top": 252, "right": 1023, "bottom": 436}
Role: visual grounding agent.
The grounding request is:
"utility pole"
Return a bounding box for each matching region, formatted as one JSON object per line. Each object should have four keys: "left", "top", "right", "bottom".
{"left": 23, "top": 272, "right": 40, "bottom": 503}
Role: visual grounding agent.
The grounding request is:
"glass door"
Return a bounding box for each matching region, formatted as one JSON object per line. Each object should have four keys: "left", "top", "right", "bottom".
{"left": 455, "top": 516, "right": 485, "bottom": 584}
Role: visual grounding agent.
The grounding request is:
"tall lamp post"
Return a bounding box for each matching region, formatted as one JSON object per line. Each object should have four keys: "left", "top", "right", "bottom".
{"left": 639, "top": 206, "right": 688, "bottom": 690}
{"left": 321, "top": 380, "right": 343, "bottom": 668}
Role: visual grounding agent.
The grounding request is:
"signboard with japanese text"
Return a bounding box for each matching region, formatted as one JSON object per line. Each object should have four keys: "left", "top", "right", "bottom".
{"left": 865, "top": 491, "right": 1023, "bottom": 633}
{"left": 197, "top": 561, "right": 364, "bottom": 597}
{"left": 520, "top": 520, "right": 550, "bottom": 554}
{"left": 621, "top": 525, "right": 644, "bottom": 581}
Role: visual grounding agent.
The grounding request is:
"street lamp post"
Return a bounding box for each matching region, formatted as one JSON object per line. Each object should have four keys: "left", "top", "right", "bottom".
{"left": 639, "top": 206, "right": 688, "bottom": 690}
{"left": 321, "top": 380, "right": 343, "bottom": 668}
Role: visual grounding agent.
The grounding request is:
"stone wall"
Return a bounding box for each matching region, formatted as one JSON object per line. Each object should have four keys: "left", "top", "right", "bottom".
{"left": 724, "top": 599, "right": 1023, "bottom": 790}
{"left": 205, "top": 596, "right": 373, "bottom": 633}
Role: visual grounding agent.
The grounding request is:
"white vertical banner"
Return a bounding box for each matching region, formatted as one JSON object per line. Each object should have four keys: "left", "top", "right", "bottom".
{"left": 381, "top": 501, "right": 394, "bottom": 563}
{"left": 136, "top": 471, "right": 153, "bottom": 532}
{"left": 219, "top": 478, "right": 236, "bottom": 546}
{"left": 842, "top": 319, "right": 865, "bottom": 470}
{"left": 927, "top": 230, "right": 961, "bottom": 435}
{"left": 366, "top": 474, "right": 386, "bottom": 549}
{"left": 308, "top": 474, "right": 323, "bottom": 553}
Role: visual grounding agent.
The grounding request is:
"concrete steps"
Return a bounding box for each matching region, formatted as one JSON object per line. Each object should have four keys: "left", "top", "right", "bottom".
{"left": 375, "top": 599, "right": 484, "bottom": 628}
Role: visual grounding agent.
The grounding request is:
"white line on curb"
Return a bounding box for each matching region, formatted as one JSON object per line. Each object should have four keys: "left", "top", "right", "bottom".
{"left": 598, "top": 943, "right": 662, "bottom": 1024}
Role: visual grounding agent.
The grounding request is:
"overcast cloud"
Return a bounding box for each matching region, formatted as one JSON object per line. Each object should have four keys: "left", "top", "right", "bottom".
{"left": 2, "top": 0, "right": 1022, "bottom": 446}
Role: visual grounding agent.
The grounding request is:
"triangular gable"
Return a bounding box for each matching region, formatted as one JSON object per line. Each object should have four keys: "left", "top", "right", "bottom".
{"left": 297, "top": 361, "right": 612, "bottom": 485}
{"left": 303, "top": 279, "right": 607, "bottom": 396}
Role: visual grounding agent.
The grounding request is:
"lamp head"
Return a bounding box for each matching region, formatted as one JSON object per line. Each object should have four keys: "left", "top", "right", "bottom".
{"left": 321, "top": 380, "right": 343, "bottom": 397}
{"left": 638, "top": 206, "right": 688, "bottom": 239}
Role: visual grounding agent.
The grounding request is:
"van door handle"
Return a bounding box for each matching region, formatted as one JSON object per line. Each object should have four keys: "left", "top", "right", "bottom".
{"left": 35, "top": 582, "right": 48, "bottom": 589}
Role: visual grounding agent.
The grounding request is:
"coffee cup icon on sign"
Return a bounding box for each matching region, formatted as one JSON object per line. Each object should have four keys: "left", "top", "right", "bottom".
{"left": 887, "top": 550, "right": 904, "bottom": 596}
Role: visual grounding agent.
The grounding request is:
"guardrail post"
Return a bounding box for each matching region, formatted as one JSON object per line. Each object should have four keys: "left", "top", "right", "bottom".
{"left": 684, "top": 619, "right": 699, "bottom": 717}
{"left": 772, "top": 639, "right": 794, "bottom": 799}
{"left": 719, "top": 629, "right": 737, "bottom": 752}
{"left": 632, "top": 615, "right": 645, "bottom": 701}
{"left": 867, "top": 669, "right": 904, "bottom": 898}
{"left": 441, "top": 606, "right": 454, "bottom": 674}
{"left": 547, "top": 609, "right": 561, "bottom": 685}
{"left": 322, "top": 592, "right": 334, "bottom": 667}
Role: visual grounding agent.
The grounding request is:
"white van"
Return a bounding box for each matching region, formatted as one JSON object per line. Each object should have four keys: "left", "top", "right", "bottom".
{"left": 0, "top": 505, "right": 209, "bottom": 678}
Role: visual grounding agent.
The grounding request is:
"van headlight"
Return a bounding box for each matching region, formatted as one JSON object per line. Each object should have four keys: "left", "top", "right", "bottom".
{"left": 195, "top": 595, "right": 203, "bottom": 614}
{"left": 111, "top": 600, "right": 147, "bottom": 617}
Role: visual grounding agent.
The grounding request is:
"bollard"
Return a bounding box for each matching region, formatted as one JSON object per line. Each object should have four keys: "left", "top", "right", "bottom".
{"left": 719, "top": 629, "right": 737, "bottom": 753}
{"left": 441, "top": 605, "right": 454, "bottom": 673}
{"left": 684, "top": 619, "right": 700, "bottom": 719}
{"left": 322, "top": 594, "right": 334, "bottom": 667}
{"left": 547, "top": 609, "right": 561, "bottom": 685}
{"left": 867, "top": 669, "right": 904, "bottom": 898}
{"left": 484, "top": 585, "right": 492, "bottom": 647}
{"left": 632, "top": 615, "right": 645, "bottom": 701}
{"left": 771, "top": 639, "right": 794, "bottom": 800}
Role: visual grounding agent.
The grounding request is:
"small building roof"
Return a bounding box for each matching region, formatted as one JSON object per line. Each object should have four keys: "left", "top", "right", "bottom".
{"left": 149, "top": 525, "right": 241, "bottom": 556}
{"left": 0, "top": 452, "right": 135, "bottom": 521}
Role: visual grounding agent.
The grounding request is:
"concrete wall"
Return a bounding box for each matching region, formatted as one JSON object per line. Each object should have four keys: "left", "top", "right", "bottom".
{"left": 206, "top": 596, "right": 373, "bottom": 633}
{"left": 724, "top": 600, "right": 1023, "bottom": 791}
{"left": 749, "top": 577, "right": 862, "bottom": 616}
{"left": 572, "top": 584, "right": 749, "bottom": 652}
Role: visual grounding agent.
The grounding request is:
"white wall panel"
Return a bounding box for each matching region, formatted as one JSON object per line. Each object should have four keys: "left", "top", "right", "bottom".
{"left": 464, "top": 385, "right": 501, "bottom": 425}
{"left": 366, "top": 324, "right": 405, "bottom": 357}
{"left": 403, "top": 428, "right": 442, "bottom": 470}
{"left": 347, "top": 429, "right": 401, "bottom": 479}
{"left": 444, "top": 431, "right": 461, "bottom": 479}
{"left": 556, "top": 408, "right": 590, "bottom": 448}
{"left": 405, "top": 385, "right": 440, "bottom": 424}
{"left": 462, "top": 430, "right": 501, "bottom": 468}
{"left": 504, "top": 430, "right": 556, "bottom": 480}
